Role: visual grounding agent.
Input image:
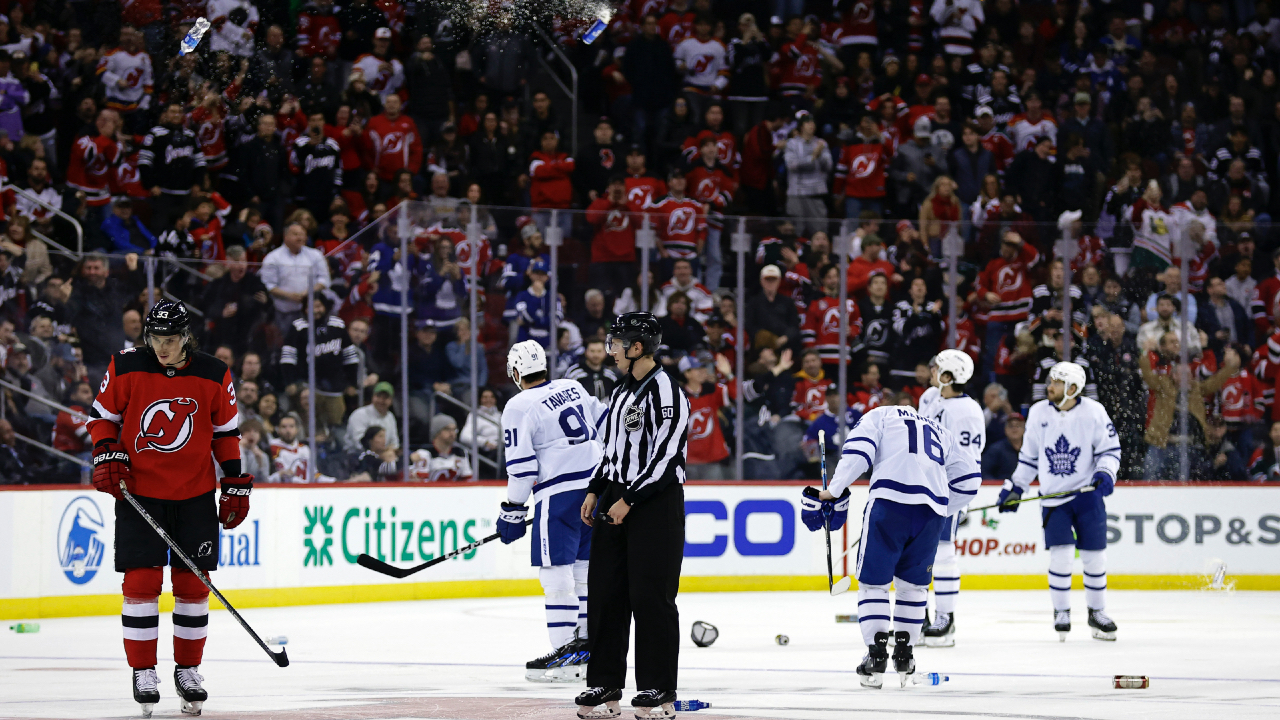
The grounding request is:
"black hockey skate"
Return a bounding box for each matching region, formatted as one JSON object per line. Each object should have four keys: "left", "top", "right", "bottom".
{"left": 174, "top": 665, "right": 207, "bottom": 715}
{"left": 855, "top": 632, "right": 890, "bottom": 689}
{"left": 631, "top": 689, "right": 676, "bottom": 719}
{"left": 576, "top": 687, "right": 622, "bottom": 719}
{"left": 526, "top": 634, "right": 590, "bottom": 683}
{"left": 891, "top": 631, "right": 916, "bottom": 687}
{"left": 1054, "top": 609, "right": 1071, "bottom": 642}
{"left": 131, "top": 667, "right": 160, "bottom": 719}
{"left": 1088, "top": 608, "right": 1117, "bottom": 641}
{"left": 922, "top": 612, "right": 955, "bottom": 648}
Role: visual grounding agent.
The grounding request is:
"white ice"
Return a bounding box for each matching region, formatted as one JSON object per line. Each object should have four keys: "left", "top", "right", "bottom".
{"left": 3, "top": 590, "right": 1278, "bottom": 719}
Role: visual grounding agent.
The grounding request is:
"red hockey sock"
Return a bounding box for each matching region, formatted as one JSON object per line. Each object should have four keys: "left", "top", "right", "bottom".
{"left": 172, "top": 568, "right": 210, "bottom": 667}
{"left": 122, "top": 567, "right": 163, "bottom": 669}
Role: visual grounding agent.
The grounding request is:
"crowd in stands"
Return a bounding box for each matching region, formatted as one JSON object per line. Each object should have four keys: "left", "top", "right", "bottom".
{"left": 5, "top": 0, "right": 1280, "bottom": 483}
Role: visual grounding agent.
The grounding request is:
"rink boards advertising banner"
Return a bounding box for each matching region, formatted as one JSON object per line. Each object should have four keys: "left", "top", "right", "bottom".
{"left": 0, "top": 482, "right": 1277, "bottom": 618}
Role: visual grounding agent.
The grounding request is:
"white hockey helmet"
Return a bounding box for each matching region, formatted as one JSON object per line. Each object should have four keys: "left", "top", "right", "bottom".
{"left": 1048, "top": 361, "right": 1087, "bottom": 407}
{"left": 933, "top": 349, "right": 974, "bottom": 388}
{"left": 507, "top": 340, "right": 548, "bottom": 386}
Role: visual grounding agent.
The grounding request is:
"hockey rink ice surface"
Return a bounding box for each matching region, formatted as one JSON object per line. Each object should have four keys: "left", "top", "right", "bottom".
{"left": 2, "top": 590, "right": 1278, "bottom": 720}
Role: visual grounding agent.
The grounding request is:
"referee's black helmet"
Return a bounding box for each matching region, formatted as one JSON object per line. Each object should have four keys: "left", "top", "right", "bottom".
{"left": 609, "top": 312, "right": 662, "bottom": 357}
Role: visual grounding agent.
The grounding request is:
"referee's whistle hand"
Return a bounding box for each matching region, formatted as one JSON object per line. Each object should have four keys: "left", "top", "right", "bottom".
{"left": 607, "top": 499, "right": 631, "bottom": 525}
{"left": 581, "top": 494, "right": 598, "bottom": 527}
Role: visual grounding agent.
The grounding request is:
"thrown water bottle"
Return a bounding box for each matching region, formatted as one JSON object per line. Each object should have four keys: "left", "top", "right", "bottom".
{"left": 581, "top": 17, "right": 608, "bottom": 45}
{"left": 179, "top": 18, "right": 212, "bottom": 56}
{"left": 9, "top": 622, "right": 40, "bottom": 633}
{"left": 911, "top": 672, "right": 949, "bottom": 686}
{"left": 674, "top": 700, "right": 710, "bottom": 711}
{"left": 266, "top": 636, "right": 288, "bottom": 646}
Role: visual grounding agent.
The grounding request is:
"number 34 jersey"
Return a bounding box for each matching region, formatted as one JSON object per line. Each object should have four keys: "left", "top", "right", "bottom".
{"left": 502, "top": 379, "right": 609, "bottom": 505}
{"left": 916, "top": 387, "right": 986, "bottom": 467}
{"left": 829, "top": 405, "right": 981, "bottom": 517}
{"left": 88, "top": 349, "right": 240, "bottom": 502}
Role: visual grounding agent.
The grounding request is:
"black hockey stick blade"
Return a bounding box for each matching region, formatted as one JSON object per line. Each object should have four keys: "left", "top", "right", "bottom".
{"left": 271, "top": 647, "right": 290, "bottom": 667}
{"left": 356, "top": 519, "right": 532, "bottom": 579}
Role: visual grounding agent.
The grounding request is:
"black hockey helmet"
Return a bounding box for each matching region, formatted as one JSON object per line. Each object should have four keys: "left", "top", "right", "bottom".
{"left": 608, "top": 312, "right": 662, "bottom": 359}
{"left": 144, "top": 300, "right": 196, "bottom": 358}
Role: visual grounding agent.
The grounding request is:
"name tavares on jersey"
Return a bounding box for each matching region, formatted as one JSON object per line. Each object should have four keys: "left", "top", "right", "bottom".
{"left": 541, "top": 385, "right": 583, "bottom": 411}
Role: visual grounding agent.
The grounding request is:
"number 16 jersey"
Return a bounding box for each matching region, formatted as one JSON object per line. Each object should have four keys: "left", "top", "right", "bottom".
{"left": 502, "top": 379, "right": 609, "bottom": 505}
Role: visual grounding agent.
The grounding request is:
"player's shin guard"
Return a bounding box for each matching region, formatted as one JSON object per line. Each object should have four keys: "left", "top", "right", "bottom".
{"left": 932, "top": 541, "right": 960, "bottom": 615}
{"left": 857, "top": 583, "right": 892, "bottom": 646}
{"left": 573, "top": 560, "right": 589, "bottom": 639}
{"left": 892, "top": 579, "right": 928, "bottom": 646}
{"left": 171, "top": 568, "right": 210, "bottom": 667}
{"left": 1048, "top": 545, "right": 1074, "bottom": 612}
{"left": 540, "top": 565, "right": 578, "bottom": 648}
{"left": 1080, "top": 549, "right": 1107, "bottom": 610}
{"left": 122, "top": 567, "right": 163, "bottom": 669}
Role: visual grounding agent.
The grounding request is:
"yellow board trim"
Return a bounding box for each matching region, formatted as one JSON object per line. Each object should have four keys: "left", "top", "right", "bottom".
{"left": 4, "top": 575, "right": 1278, "bottom": 620}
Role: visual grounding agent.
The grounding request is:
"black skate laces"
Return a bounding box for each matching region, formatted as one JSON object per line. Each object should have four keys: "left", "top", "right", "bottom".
{"left": 135, "top": 669, "right": 159, "bottom": 692}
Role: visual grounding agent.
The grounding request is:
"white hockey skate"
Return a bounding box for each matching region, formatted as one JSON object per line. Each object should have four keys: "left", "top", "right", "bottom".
{"left": 855, "top": 632, "right": 890, "bottom": 689}
{"left": 1088, "top": 608, "right": 1117, "bottom": 641}
{"left": 576, "top": 687, "right": 622, "bottom": 719}
{"left": 174, "top": 666, "right": 207, "bottom": 715}
{"left": 1054, "top": 609, "right": 1071, "bottom": 642}
{"left": 922, "top": 612, "right": 956, "bottom": 647}
{"left": 131, "top": 668, "right": 160, "bottom": 719}
{"left": 631, "top": 689, "right": 676, "bottom": 719}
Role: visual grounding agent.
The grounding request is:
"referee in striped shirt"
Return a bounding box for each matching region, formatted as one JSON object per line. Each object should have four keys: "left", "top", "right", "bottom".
{"left": 576, "top": 312, "right": 689, "bottom": 716}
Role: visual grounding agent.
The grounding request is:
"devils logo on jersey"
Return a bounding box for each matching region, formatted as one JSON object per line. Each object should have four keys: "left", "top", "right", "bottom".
{"left": 849, "top": 154, "right": 877, "bottom": 178}
{"left": 135, "top": 398, "right": 199, "bottom": 453}
{"left": 381, "top": 132, "right": 406, "bottom": 152}
{"left": 689, "top": 407, "right": 715, "bottom": 440}
{"left": 995, "top": 265, "right": 1024, "bottom": 294}
{"left": 599, "top": 148, "right": 615, "bottom": 169}
{"left": 667, "top": 207, "right": 696, "bottom": 235}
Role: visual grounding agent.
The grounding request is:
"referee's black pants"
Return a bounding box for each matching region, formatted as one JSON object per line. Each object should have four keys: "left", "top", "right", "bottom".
{"left": 586, "top": 481, "right": 685, "bottom": 691}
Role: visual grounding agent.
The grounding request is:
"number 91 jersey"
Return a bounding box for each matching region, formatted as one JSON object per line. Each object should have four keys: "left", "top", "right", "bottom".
{"left": 502, "top": 379, "right": 609, "bottom": 505}
{"left": 88, "top": 349, "right": 241, "bottom": 502}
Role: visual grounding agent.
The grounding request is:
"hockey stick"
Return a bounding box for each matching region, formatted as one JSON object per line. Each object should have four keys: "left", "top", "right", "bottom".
{"left": 818, "top": 432, "right": 852, "bottom": 596}
{"left": 119, "top": 483, "right": 288, "bottom": 668}
{"left": 357, "top": 519, "right": 532, "bottom": 579}
{"left": 832, "top": 486, "right": 1098, "bottom": 563}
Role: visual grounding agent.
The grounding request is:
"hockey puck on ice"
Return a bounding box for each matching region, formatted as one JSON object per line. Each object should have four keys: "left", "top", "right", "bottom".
{"left": 775, "top": 634, "right": 789, "bottom": 646}
{"left": 691, "top": 621, "right": 719, "bottom": 647}
{"left": 1113, "top": 675, "right": 1149, "bottom": 689}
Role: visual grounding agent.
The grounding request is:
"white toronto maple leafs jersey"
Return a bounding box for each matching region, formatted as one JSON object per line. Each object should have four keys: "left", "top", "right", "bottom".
{"left": 503, "top": 379, "right": 609, "bottom": 505}
{"left": 916, "top": 387, "right": 985, "bottom": 467}
{"left": 1011, "top": 397, "right": 1121, "bottom": 505}
{"left": 829, "top": 405, "right": 981, "bottom": 517}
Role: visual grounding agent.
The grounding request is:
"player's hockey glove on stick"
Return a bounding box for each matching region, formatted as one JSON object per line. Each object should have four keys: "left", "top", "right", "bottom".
{"left": 219, "top": 474, "right": 253, "bottom": 529}
{"left": 1091, "top": 471, "right": 1114, "bottom": 497}
{"left": 996, "top": 480, "right": 1023, "bottom": 513}
{"left": 91, "top": 439, "right": 133, "bottom": 500}
{"left": 800, "top": 486, "right": 826, "bottom": 532}
{"left": 825, "top": 488, "right": 851, "bottom": 530}
{"left": 497, "top": 502, "right": 528, "bottom": 544}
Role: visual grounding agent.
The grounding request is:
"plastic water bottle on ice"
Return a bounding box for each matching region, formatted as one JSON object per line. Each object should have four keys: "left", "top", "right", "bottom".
{"left": 912, "top": 672, "right": 948, "bottom": 686}
{"left": 9, "top": 622, "right": 40, "bottom": 633}
{"left": 674, "top": 700, "right": 710, "bottom": 711}
{"left": 180, "top": 18, "right": 212, "bottom": 56}
{"left": 266, "top": 636, "right": 288, "bottom": 646}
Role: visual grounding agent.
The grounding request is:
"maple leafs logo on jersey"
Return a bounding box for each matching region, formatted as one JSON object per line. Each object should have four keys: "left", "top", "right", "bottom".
{"left": 1046, "top": 435, "right": 1081, "bottom": 476}
{"left": 135, "top": 397, "right": 199, "bottom": 454}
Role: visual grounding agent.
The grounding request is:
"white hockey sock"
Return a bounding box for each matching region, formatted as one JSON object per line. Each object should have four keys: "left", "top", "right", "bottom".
{"left": 857, "top": 583, "right": 891, "bottom": 646}
{"left": 539, "top": 565, "right": 577, "bottom": 648}
{"left": 1048, "top": 545, "right": 1075, "bottom": 612}
{"left": 572, "top": 559, "right": 589, "bottom": 639}
{"left": 932, "top": 540, "right": 960, "bottom": 615}
{"left": 893, "top": 579, "right": 928, "bottom": 645}
{"left": 1080, "top": 550, "right": 1106, "bottom": 610}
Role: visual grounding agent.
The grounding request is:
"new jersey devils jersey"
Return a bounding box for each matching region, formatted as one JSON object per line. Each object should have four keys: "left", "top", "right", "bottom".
{"left": 88, "top": 349, "right": 240, "bottom": 501}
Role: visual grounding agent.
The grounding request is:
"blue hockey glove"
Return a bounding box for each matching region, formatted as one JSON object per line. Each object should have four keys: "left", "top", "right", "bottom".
{"left": 1092, "top": 472, "right": 1115, "bottom": 497}
{"left": 826, "top": 488, "right": 852, "bottom": 531}
{"left": 800, "top": 486, "right": 825, "bottom": 532}
{"left": 497, "top": 502, "right": 528, "bottom": 544}
{"left": 997, "top": 480, "right": 1022, "bottom": 513}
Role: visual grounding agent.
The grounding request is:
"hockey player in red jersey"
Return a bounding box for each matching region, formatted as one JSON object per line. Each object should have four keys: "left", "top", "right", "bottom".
{"left": 87, "top": 300, "right": 251, "bottom": 717}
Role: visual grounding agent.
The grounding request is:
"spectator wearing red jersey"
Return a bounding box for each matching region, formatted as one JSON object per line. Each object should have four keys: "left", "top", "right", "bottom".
{"left": 65, "top": 108, "right": 122, "bottom": 240}
{"left": 803, "top": 263, "right": 863, "bottom": 377}
{"left": 777, "top": 18, "right": 834, "bottom": 112}
{"left": 974, "top": 230, "right": 1040, "bottom": 379}
{"left": 680, "top": 355, "right": 731, "bottom": 479}
{"left": 623, "top": 145, "right": 667, "bottom": 211}
{"left": 681, "top": 104, "right": 740, "bottom": 171}
{"left": 364, "top": 94, "right": 422, "bottom": 186}
{"left": 835, "top": 114, "right": 889, "bottom": 219}
{"left": 849, "top": 360, "right": 886, "bottom": 415}
{"left": 650, "top": 170, "right": 705, "bottom": 272}
{"left": 297, "top": 0, "right": 343, "bottom": 61}
{"left": 50, "top": 379, "right": 94, "bottom": 482}
{"left": 975, "top": 106, "right": 1015, "bottom": 173}
{"left": 847, "top": 234, "right": 899, "bottom": 296}
{"left": 739, "top": 107, "right": 785, "bottom": 216}
{"left": 529, "top": 129, "right": 575, "bottom": 242}
{"left": 686, "top": 136, "right": 735, "bottom": 288}
{"left": 586, "top": 176, "right": 637, "bottom": 297}
{"left": 790, "top": 349, "right": 834, "bottom": 423}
